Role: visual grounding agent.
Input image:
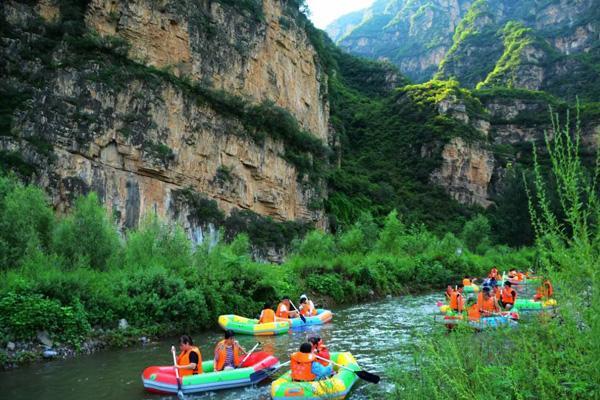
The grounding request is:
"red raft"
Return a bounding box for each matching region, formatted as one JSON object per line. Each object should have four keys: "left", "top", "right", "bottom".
{"left": 142, "top": 351, "right": 279, "bottom": 395}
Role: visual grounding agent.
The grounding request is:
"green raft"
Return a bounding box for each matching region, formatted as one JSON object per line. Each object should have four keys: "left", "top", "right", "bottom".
{"left": 218, "top": 315, "right": 290, "bottom": 336}
{"left": 271, "top": 352, "right": 359, "bottom": 400}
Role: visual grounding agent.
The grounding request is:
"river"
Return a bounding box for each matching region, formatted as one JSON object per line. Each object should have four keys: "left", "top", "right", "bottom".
{"left": 0, "top": 293, "right": 440, "bottom": 399}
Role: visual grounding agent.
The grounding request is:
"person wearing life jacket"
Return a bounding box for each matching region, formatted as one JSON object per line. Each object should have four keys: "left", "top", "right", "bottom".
{"left": 534, "top": 279, "right": 554, "bottom": 301}
{"left": 466, "top": 297, "right": 481, "bottom": 321}
{"left": 259, "top": 303, "right": 276, "bottom": 324}
{"left": 480, "top": 287, "right": 501, "bottom": 316}
{"left": 488, "top": 267, "right": 499, "bottom": 280}
{"left": 500, "top": 281, "right": 517, "bottom": 310}
{"left": 299, "top": 294, "right": 317, "bottom": 317}
{"left": 276, "top": 296, "right": 298, "bottom": 319}
{"left": 445, "top": 285, "right": 454, "bottom": 301}
{"left": 291, "top": 343, "right": 332, "bottom": 382}
{"left": 508, "top": 268, "right": 517, "bottom": 279}
{"left": 175, "top": 335, "right": 203, "bottom": 376}
{"left": 462, "top": 276, "right": 473, "bottom": 286}
{"left": 449, "top": 284, "right": 464, "bottom": 313}
{"left": 214, "top": 330, "right": 246, "bottom": 371}
{"left": 308, "top": 336, "right": 331, "bottom": 367}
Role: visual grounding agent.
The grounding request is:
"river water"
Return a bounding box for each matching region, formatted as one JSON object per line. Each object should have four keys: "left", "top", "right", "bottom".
{"left": 0, "top": 293, "right": 440, "bottom": 399}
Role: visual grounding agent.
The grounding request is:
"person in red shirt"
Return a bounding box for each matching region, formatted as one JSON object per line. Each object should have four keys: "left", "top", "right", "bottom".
{"left": 308, "top": 336, "right": 330, "bottom": 367}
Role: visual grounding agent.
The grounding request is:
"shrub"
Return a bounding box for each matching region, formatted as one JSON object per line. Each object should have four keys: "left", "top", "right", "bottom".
{"left": 460, "top": 214, "right": 491, "bottom": 253}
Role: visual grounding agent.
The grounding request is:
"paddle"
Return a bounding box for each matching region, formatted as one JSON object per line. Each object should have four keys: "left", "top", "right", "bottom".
{"left": 170, "top": 346, "right": 185, "bottom": 400}
{"left": 289, "top": 299, "right": 306, "bottom": 323}
{"left": 314, "top": 355, "right": 380, "bottom": 384}
{"left": 249, "top": 360, "right": 291, "bottom": 382}
{"left": 237, "top": 343, "right": 260, "bottom": 368}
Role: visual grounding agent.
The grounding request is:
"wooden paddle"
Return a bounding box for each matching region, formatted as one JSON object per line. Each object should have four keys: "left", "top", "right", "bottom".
{"left": 314, "top": 355, "right": 380, "bottom": 384}
{"left": 170, "top": 346, "right": 186, "bottom": 400}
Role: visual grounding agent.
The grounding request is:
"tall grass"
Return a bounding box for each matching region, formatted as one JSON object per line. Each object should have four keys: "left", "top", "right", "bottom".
{"left": 390, "top": 108, "right": 600, "bottom": 398}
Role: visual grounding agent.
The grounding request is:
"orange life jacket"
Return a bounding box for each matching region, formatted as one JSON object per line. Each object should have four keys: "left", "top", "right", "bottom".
{"left": 214, "top": 340, "right": 242, "bottom": 371}
{"left": 494, "top": 287, "right": 501, "bottom": 300}
{"left": 535, "top": 280, "right": 554, "bottom": 300}
{"left": 314, "top": 344, "right": 330, "bottom": 366}
{"left": 449, "top": 291, "right": 464, "bottom": 312}
{"left": 177, "top": 346, "right": 202, "bottom": 376}
{"left": 517, "top": 272, "right": 525, "bottom": 281}
{"left": 291, "top": 352, "right": 316, "bottom": 381}
{"left": 463, "top": 278, "right": 471, "bottom": 286}
{"left": 259, "top": 309, "right": 276, "bottom": 323}
{"left": 467, "top": 304, "right": 481, "bottom": 321}
{"left": 481, "top": 296, "right": 499, "bottom": 314}
{"left": 276, "top": 302, "right": 289, "bottom": 318}
{"left": 501, "top": 287, "right": 517, "bottom": 304}
{"left": 300, "top": 300, "right": 317, "bottom": 316}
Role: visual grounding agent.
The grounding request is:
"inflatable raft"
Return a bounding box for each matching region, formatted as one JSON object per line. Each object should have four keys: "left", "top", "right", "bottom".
{"left": 463, "top": 284, "right": 480, "bottom": 294}
{"left": 286, "top": 309, "right": 333, "bottom": 329}
{"left": 142, "top": 351, "right": 279, "bottom": 395}
{"left": 468, "top": 316, "right": 517, "bottom": 330}
{"left": 271, "top": 352, "right": 359, "bottom": 400}
{"left": 513, "top": 298, "right": 557, "bottom": 313}
{"left": 218, "top": 315, "right": 290, "bottom": 336}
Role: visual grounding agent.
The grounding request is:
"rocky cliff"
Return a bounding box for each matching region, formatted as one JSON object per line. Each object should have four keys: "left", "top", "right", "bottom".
{"left": 1, "top": 0, "right": 330, "bottom": 241}
{"left": 328, "top": 0, "right": 600, "bottom": 97}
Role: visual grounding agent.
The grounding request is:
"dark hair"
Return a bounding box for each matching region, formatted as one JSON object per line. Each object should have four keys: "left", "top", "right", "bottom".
{"left": 300, "top": 342, "right": 312, "bottom": 353}
{"left": 224, "top": 329, "right": 235, "bottom": 339}
{"left": 504, "top": 281, "right": 512, "bottom": 287}
{"left": 179, "top": 335, "right": 193, "bottom": 345}
{"left": 308, "top": 336, "right": 321, "bottom": 345}
{"left": 458, "top": 283, "right": 464, "bottom": 289}
{"left": 300, "top": 298, "right": 307, "bottom": 304}
{"left": 282, "top": 295, "right": 290, "bottom": 300}
{"left": 263, "top": 303, "right": 271, "bottom": 309}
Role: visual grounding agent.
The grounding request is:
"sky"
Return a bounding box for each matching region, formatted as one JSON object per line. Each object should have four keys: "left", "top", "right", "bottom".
{"left": 306, "top": 0, "right": 375, "bottom": 29}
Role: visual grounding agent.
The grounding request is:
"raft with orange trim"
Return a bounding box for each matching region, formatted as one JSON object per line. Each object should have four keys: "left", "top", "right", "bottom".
{"left": 286, "top": 309, "right": 333, "bottom": 329}
{"left": 142, "top": 351, "right": 279, "bottom": 395}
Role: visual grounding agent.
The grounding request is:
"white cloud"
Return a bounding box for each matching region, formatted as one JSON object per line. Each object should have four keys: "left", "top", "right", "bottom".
{"left": 306, "top": 0, "right": 375, "bottom": 29}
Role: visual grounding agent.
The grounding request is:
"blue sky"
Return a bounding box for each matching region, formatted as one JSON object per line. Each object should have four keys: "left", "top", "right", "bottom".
{"left": 306, "top": 0, "right": 375, "bottom": 29}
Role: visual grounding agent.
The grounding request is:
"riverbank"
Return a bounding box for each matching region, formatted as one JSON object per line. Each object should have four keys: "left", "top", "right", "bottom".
{"left": 0, "top": 175, "right": 534, "bottom": 369}
{"left": 0, "top": 294, "right": 441, "bottom": 399}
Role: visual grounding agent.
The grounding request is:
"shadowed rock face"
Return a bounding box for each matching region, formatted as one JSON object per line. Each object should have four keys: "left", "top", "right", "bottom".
{"left": 1, "top": 0, "right": 329, "bottom": 236}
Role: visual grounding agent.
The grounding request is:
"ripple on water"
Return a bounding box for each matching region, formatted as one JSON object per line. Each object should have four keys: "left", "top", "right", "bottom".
{"left": 0, "top": 293, "right": 443, "bottom": 400}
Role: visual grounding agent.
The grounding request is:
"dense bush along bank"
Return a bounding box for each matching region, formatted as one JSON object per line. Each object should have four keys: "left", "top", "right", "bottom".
{"left": 390, "top": 110, "right": 600, "bottom": 398}
{"left": 0, "top": 174, "right": 533, "bottom": 367}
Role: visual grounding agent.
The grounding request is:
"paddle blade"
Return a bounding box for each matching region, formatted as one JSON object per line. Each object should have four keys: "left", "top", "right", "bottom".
{"left": 300, "top": 314, "right": 307, "bottom": 323}
{"left": 356, "top": 370, "right": 380, "bottom": 384}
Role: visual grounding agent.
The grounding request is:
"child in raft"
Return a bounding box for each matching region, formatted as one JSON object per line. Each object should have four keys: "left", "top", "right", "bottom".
{"left": 291, "top": 342, "right": 333, "bottom": 381}
{"left": 308, "top": 336, "right": 330, "bottom": 364}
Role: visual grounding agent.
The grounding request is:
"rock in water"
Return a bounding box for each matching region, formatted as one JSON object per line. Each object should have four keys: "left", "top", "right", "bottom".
{"left": 36, "top": 331, "right": 53, "bottom": 347}
{"left": 6, "top": 342, "right": 16, "bottom": 351}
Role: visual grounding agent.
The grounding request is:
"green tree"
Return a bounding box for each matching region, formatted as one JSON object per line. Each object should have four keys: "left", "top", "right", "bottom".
{"left": 52, "top": 193, "right": 120, "bottom": 270}
{"left": 460, "top": 214, "right": 491, "bottom": 253}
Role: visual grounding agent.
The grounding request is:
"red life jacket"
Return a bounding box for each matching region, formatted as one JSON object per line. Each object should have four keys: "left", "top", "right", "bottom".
{"left": 314, "top": 344, "right": 330, "bottom": 366}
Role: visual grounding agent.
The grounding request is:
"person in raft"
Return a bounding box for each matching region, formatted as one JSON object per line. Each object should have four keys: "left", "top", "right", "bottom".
{"left": 299, "top": 294, "right": 317, "bottom": 317}
{"left": 480, "top": 286, "right": 501, "bottom": 316}
{"left": 488, "top": 267, "right": 499, "bottom": 280}
{"left": 463, "top": 276, "right": 477, "bottom": 286}
{"left": 500, "top": 281, "right": 517, "bottom": 310}
{"left": 175, "top": 335, "right": 203, "bottom": 376}
{"left": 291, "top": 342, "right": 333, "bottom": 382}
{"left": 308, "top": 336, "right": 331, "bottom": 365}
{"left": 533, "top": 278, "right": 554, "bottom": 301}
{"left": 276, "top": 296, "right": 299, "bottom": 319}
{"left": 449, "top": 284, "right": 465, "bottom": 313}
{"left": 214, "top": 329, "right": 247, "bottom": 371}
{"left": 259, "top": 303, "right": 276, "bottom": 323}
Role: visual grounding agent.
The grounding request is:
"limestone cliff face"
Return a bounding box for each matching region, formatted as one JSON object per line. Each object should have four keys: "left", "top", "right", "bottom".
{"left": 431, "top": 137, "right": 494, "bottom": 207}
{"left": 329, "top": 0, "right": 472, "bottom": 83}
{"left": 0, "top": 0, "right": 329, "bottom": 237}
{"left": 86, "top": 0, "right": 329, "bottom": 142}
